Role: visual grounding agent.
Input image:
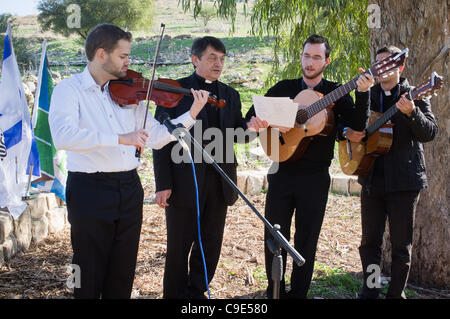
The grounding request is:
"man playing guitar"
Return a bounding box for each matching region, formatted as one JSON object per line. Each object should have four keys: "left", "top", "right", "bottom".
{"left": 246, "top": 34, "right": 374, "bottom": 298}
{"left": 341, "top": 46, "right": 439, "bottom": 299}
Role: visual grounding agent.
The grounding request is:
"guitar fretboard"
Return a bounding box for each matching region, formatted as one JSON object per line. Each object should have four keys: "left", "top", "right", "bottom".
{"left": 299, "top": 77, "right": 359, "bottom": 122}
{"left": 366, "top": 105, "right": 399, "bottom": 136}
{"left": 366, "top": 87, "right": 419, "bottom": 136}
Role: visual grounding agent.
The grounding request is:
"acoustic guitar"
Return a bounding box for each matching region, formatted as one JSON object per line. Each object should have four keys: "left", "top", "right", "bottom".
{"left": 259, "top": 49, "right": 409, "bottom": 162}
{"left": 339, "top": 72, "right": 443, "bottom": 176}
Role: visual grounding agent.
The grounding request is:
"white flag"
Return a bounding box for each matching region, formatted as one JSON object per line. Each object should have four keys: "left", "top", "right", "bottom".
{"left": 0, "top": 24, "right": 35, "bottom": 218}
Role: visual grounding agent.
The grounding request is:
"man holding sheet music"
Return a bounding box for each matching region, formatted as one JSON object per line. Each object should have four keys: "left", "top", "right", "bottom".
{"left": 245, "top": 34, "right": 374, "bottom": 298}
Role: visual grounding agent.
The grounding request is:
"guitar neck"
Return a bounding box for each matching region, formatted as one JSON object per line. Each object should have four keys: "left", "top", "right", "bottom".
{"left": 300, "top": 77, "right": 359, "bottom": 121}
{"left": 366, "top": 106, "right": 399, "bottom": 136}
{"left": 366, "top": 88, "right": 417, "bottom": 136}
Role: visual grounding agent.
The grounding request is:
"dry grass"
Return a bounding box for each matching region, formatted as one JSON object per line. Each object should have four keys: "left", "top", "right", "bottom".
{"left": 0, "top": 168, "right": 446, "bottom": 299}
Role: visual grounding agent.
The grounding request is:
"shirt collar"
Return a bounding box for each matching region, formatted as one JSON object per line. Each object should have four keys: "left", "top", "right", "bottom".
{"left": 194, "top": 72, "right": 217, "bottom": 85}
{"left": 80, "top": 66, "right": 99, "bottom": 91}
{"left": 301, "top": 77, "right": 323, "bottom": 91}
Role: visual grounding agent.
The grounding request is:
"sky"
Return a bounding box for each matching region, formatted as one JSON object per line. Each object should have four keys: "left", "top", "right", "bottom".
{"left": 0, "top": 0, "right": 40, "bottom": 16}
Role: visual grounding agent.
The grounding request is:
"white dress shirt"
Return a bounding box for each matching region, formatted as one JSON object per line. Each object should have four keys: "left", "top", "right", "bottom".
{"left": 49, "top": 67, "right": 195, "bottom": 173}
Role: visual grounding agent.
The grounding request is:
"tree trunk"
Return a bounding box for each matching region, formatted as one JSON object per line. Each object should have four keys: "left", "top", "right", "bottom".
{"left": 369, "top": 0, "right": 449, "bottom": 289}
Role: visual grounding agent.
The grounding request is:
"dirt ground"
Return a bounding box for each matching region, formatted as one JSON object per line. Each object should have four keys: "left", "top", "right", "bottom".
{"left": 1, "top": 185, "right": 448, "bottom": 299}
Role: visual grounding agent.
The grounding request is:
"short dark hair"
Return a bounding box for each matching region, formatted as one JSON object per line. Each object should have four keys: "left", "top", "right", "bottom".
{"left": 191, "top": 36, "right": 226, "bottom": 58}
{"left": 85, "top": 24, "right": 132, "bottom": 61}
{"left": 302, "top": 34, "right": 331, "bottom": 58}
{"left": 375, "top": 45, "right": 406, "bottom": 67}
{"left": 376, "top": 45, "right": 402, "bottom": 56}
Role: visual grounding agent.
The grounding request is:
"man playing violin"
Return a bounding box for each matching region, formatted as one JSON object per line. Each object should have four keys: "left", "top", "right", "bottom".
{"left": 340, "top": 46, "right": 438, "bottom": 299}
{"left": 153, "top": 36, "right": 258, "bottom": 299}
{"left": 246, "top": 34, "right": 374, "bottom": 298}
{"left": 49, "top": 24, "right": 210, "bottom": 299}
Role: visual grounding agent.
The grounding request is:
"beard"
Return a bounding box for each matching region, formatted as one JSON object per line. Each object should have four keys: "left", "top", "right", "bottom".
{"left": 103, "top": 58, "right": 127, "bottom": 79}
{"left": 302, "top": 65, "right": 326, "bottom": 80}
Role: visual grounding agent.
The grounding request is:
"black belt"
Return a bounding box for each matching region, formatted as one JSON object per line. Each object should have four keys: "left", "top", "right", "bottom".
{"left": 68, "top": 169, "right": 138, "bottom": 180}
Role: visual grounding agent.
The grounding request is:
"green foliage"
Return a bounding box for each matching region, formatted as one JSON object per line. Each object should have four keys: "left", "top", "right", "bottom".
{"left": 180, "top": 0, "right": 370, "bottom": 87}
{"left": 0, "top": 14, "right": 35, "bottom": 68}
{"left": 309, "top": 262, "right": 361, "bottom": 298}
{"left": 37, "top": 0, "right": 155, "bottom": 39}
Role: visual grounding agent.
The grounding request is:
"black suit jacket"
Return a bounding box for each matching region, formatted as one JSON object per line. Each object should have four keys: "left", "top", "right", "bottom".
{"left": 356, "top": 78, "right": 438, "bottom": 192}
{"left": 153, "top": 72, "right": 250, "bottom": 207}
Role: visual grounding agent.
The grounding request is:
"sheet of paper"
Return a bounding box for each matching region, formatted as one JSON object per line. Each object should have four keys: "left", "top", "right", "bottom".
{"left": 252, "top": 95, "right": 298, "bottom": 128}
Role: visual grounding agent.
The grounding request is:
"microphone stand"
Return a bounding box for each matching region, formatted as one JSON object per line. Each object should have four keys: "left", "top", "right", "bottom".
{"left": 164, "top": 119, "right": 305, "bottom": 299}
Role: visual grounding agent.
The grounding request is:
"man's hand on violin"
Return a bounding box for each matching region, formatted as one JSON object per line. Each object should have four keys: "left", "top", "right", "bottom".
{"left": 189, "top": 89, "right": 210, "bottom": 119}
{"left": 119, "top": 129, "right": 149, "bottom": 149}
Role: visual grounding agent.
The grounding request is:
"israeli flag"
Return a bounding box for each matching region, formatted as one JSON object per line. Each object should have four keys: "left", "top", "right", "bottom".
{"left": 0, "top": 24, "right": 40, "bottom": 219}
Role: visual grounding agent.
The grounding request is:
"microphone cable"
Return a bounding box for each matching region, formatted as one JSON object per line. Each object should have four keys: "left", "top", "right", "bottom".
{"left": 176, "top": 129, "right": 211, "bottom": 299}
{"left": 158, "top": 113, "right": 211, "bottom": 299}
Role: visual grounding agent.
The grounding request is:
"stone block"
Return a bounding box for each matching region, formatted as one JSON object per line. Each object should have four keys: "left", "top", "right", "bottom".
{"left": 32, "top": 215, "right": 49, "bottom": 243}
{"left": 0, "top": 211, "right": 14, "bottom": 243}
{"left": 2, "top": 235, "right": 18, "bottom": 260}
{"left": 13, "top": 206, "right": 32, "bottom": 252}
{"left": 0, "top": 244, "right": 4, "bottom": 266}
{"left": 247, "top": 173, "right": 264, "bottom": 195}
{"left": 27, "top": 194, "right": 49, "bottom": 219}
{"left": 331, "top": 175, "right": 349, "bottom": 195}
{"left": 46, "top": 193, "right": 59, "bottom": 210}
{"left": 349, "top": 177, "right": 362, "bottom": 195}
{"left": 237, "top": 172, "right": 248, "bottom": 194}
{"left": 46, "top": 207, "right": 67, "bottom": 233}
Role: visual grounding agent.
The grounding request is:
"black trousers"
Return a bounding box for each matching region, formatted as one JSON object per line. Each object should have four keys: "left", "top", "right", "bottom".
{"left": 359, "top": 176, "right": 420, "bottom": 299}
{"left": 66, "top": 170, "right": 144, "bottom": 299}
{"left": 163, "top": 167, "right": 228, "bottom": 299}
{"left": 264, "top": 169, "right": 330, "bottom": 299}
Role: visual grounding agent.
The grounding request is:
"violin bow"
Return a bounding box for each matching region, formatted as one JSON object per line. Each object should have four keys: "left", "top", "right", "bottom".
{"left": 136, "top": 23, "right": 166, "bottom": 158}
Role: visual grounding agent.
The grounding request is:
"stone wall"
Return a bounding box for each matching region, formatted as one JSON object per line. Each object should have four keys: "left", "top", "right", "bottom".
{"left": 237, "top": 170, "right": 361, "bottom": 196}
{"left": 0, "top": 193, "right": 68, "bottom": 267}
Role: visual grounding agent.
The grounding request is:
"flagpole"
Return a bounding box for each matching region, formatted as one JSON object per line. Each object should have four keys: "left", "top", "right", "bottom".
{"left": 23, "top": 164, "right": 33, "bottom": 199}
{"left": 32, "top": 40, "right": 47, "bottom": 130}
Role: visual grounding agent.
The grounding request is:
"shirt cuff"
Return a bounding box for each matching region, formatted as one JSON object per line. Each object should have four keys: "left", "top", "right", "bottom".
{"left": 171, "top": 111, "right": 196, "bottom": 130}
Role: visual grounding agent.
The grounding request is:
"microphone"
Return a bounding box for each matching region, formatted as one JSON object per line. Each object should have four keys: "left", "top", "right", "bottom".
{"left": 158, "top": 112, "right": 188, "bottom": 149}
{"left": 158, "top": 112, "right": 179, "bottom": 134}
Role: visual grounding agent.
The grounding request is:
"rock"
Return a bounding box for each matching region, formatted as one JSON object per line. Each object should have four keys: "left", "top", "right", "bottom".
{"left": 27, "top": 194, "right": 49, "bottom": 219}
{"left": 26, "top": 81, "right": 36, "bottom": 94}
{"left": 46, "top": 207, "right": 67, "bottom": 233}
{"left": 0, "top": 211, "right": 14, "bottom": 243}
{"left": 22, "top": 82, "right": 34, "bottom": 102}
{"left": 13, "top": 206, "right": 32, "bottom": 252}
{"left": 348, "top": 177, "right": 362, "bottom": 195}
{"left": 173, "top": 34, "right": 192, "bottom": 40}
{"left": 46, "top": 193, "right": 59, "bottom": 210}
{"left": 237, "top": 172, "right": 248, "bottom": 194}
{"left": 246, "top": 172, "right": 265, "bottom": 195}
{"left": 331, "top": 175, "right": 349, "bottom": 195}
{"left": 2, "top": 235, "right": 18, "bottom": 260}
{"left": 0, "top": 245, "right": 4, "bottom": 266}
{"left": 32, "top": 215, "right": 49, "bottom": 243}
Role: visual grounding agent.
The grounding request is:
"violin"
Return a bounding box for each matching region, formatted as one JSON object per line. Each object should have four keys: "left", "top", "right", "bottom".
{"left": 109, "top": 69, "right": 226, "bottom": 108}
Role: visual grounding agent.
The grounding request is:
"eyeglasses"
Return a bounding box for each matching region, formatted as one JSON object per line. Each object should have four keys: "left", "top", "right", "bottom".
{"left": 302, "top": 54, "right": 325, "bottom": 61}
{"left": 205, "top": 54, "right": 226, "bottom": 64}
